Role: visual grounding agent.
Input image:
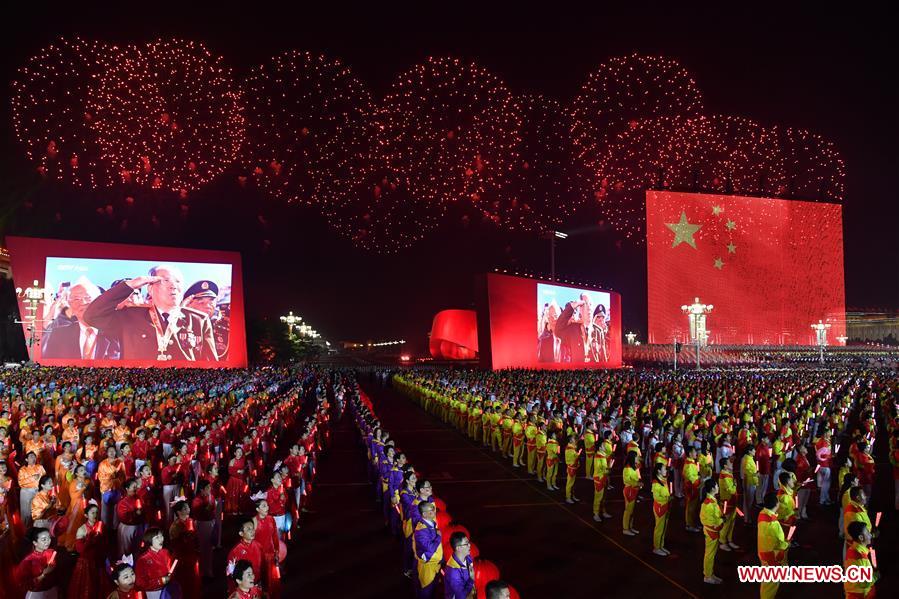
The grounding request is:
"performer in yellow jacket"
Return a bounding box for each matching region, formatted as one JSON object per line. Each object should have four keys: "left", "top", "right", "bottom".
{"left": 776, "top": 471, "right": 797, "bottom": 533}
{"left": 741, "top": 444, "right": 759, "bottom": 524}
{"left": 524, "top": 416, "right": 538, "bottom": 475}
{"left": 717, "top": 457, "right": 739, "bottom": 551}
{"left": 757, "top": 492, "right": 789, "bottom": 599}
{"left": 651, "top": 462, "right": 671, "bottom": 555}
{"left": 844, "top": 521, "right": 877, "bottom": 599}
{"left": 545, "top": 433, "right": 561, "bottom": 491}
{"left": 469, "top": 401, "right": 481, "bottom": 440}
{"left": 842, "top": 486, "right": 872, "bottom": 563}
{"left": 683, "top": 445, "right": 701, "bottom": 532}
{"left": 583, "top": 425, "right": 597, "bottom": 479}
{"left": 592, "top": 436, "right": 612, "bottom": 522}
{"left": 622, "top": 451, "right": 642, "bottom": 535}
{"left": 500, "top": 411, "right": 514, "bottom": 458}
{"left": 490, "top": 409, "right": 502, "bottom": 453}
{"left": 536, "top": 425, "right": 548, "bottom": 482}
{"left": 511, "top": 417, "right": 525, "bottom": 468}
{"left": 564, "top": 435, "right": 581, "bottom": 504}
{"left": 699, "top": 478, "right": 724, "bottom": 584}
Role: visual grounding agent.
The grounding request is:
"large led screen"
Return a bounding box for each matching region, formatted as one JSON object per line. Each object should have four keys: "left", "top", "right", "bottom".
{"left": 7, "top": 237, "right": 247, "bottom": 367}
{"left": 479, "top": 273, "right": 622, "bottom": 370}
{"left": 646, "top": 191, "right": 845, "bottom": 345}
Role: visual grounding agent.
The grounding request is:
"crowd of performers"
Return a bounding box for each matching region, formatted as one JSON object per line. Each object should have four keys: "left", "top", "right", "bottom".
{"left": 0, "top": 365, "right": 342, "bottom": 598}
{"left": 393, "top": 368, "right": 898, "bottom": 598}
{"left": 349, "top": 378, "right": 518, "bottom": 599}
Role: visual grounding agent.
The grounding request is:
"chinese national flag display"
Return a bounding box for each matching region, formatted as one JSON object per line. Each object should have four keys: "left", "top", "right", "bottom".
{"left": 646, "top": 191, "right": 845, "bottom": 345}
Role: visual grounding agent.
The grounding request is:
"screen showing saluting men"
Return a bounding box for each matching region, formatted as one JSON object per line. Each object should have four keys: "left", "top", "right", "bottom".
{"left": 40, "top": 257, "right": 232, "bottom": 363}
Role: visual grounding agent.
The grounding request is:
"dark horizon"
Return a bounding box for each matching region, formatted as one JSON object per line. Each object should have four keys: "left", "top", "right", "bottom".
{"left": 1, "top": 6, "right": 896, "bottom": 356}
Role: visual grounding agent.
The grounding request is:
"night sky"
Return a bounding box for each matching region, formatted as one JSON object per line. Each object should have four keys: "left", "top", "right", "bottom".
{"left": 1, "top": 6, "right": 896, "bottom": 355}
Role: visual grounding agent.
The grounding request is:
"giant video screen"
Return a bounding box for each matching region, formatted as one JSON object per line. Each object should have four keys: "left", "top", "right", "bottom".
{"left": 479, "top": 273, "right": 622, "bottom": 370}
{"left": 7, "top": 237, "right": 247, "bottom": 368}
{"left": 646, "top": 191, "right": 845, "bottom": 345}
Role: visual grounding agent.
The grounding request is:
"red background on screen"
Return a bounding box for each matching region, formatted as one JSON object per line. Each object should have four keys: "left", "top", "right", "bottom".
{"left": 480, "top": 273, "right": 622, "bottom": 370}
{"left": 646, "top": 191, "right": 845, "bottom": 345}
{"left": 6, "top": 236, "right": 248, "bottom": 368}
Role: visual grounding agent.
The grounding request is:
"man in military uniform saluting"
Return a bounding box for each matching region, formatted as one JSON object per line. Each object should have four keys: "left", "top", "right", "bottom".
{"left": 83, "top": 264, "right": 218, "bottom": 362}
{"left": 182, "top": 279, "right": 230, "bottom": 360}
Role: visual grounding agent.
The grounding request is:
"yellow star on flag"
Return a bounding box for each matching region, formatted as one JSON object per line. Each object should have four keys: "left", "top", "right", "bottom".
{"left": 712, "top": 205, "right": 723, "bottom": 216}
{"left": 714, "top": 257, "right": 724, "bottom": 269}
{"left": 665, "top": 211, "right": 702, "bottom": 249}
{"left": 727, "top": 242, "right": 736, "bottom": 254}
{"left": 725, "top": 219, "right": 736, "bottom": 231}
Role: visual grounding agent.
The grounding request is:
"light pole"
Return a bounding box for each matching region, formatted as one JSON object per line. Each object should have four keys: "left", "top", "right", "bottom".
{"left": 15, "top": 279, "right": 53, "bottom": 362}
{"left": 280, "top": 311, "right": 302, "bottom": 338}
{"left": 541, "top": 230, "right": 568, "bottom": 281}
{"left": 681, "top": 297, "right": 713, "bottom": 370}
{"left": 811, "top": 320, "right": 831, "bottom": 364}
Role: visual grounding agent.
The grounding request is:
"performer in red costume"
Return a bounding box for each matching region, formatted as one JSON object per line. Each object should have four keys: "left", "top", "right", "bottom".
{"left": 168, "top": 499, "right": 201, "bottom": 598}
{"left": 228, "top": 560, "right": 263, "bottom": 599}
{"left": 69, "top": 502, "right": 107, "bottom": 599}
{"left": 108, "top": 561, "right": 145, "bottom": 599}
{"left": 15, "top": 527, "right": 59, "bottom": 599}
{"left": 252, "top": 495, "right": 282, "bottom": 599}
{"left": 227, "top": 518, "right": 263, "bottom": 594}
{"left": 135, "top": 528, "right": 175, "bottom": 599}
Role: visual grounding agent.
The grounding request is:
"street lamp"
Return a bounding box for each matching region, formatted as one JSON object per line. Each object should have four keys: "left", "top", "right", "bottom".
{"left": 681, "top": 297, "right": 713, "bottom": 369}
{"left": 540, "top": 230, "right": 568, "bottom": 281}
{"left": 280, "top": 311, "right": 302, "bottom": 338}
{"left": 811, "top": 320, "right": 832, "bottom": 364}
{"left": 15, "top": 279, "right": 53, "bottom": 361}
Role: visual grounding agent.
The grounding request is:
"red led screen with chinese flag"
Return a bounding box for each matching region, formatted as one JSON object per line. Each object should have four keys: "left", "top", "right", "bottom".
{"left": 646, "top": 191, "right": 845, "bottom": 345}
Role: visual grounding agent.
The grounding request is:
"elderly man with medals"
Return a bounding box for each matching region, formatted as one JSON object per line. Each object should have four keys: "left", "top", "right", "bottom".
{"left": 83, "top": 264, "right": 218, "bottom": 362}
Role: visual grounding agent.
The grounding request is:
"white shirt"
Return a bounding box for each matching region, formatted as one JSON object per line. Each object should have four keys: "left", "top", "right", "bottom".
{"left": 78, "top": 322, "right": 99, "bottom": 359}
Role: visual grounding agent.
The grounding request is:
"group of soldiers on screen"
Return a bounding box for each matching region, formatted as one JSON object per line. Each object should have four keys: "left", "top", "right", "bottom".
{"left": 0, "top": 366, "right": 343, "bottom": 599}
{"left": 394, "top": 369, "right": 897, "bottom": 597}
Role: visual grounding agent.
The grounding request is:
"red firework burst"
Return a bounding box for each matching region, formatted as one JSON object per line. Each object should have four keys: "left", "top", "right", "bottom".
{"left": 569, "top": 53, "right": 704, "bottom": 175}
{"left": 377, "top": 56, "right": 521, "bottom": 211}
{"left": 11, "top": 37, "right": 118, "bottom": 187}
{"left": 243, "top": 50, "right": 373, "bottom": 206}
{"left": 87, "top": 39, "right": 244, "bottom": 194}
{"left": 476, "top": 94, "right": 588, "bottom": 233}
